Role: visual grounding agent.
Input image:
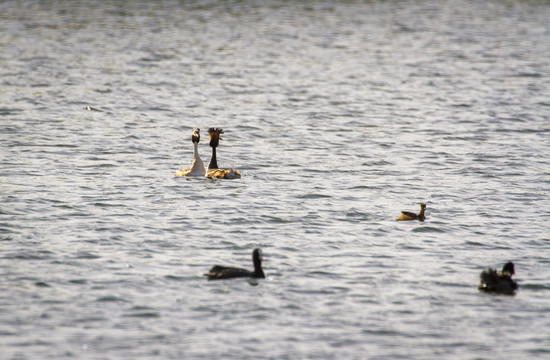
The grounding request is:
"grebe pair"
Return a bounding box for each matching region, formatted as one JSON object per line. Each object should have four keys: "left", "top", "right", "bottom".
{"left": 175, "top": 127, "right": 241, "bottom": 179}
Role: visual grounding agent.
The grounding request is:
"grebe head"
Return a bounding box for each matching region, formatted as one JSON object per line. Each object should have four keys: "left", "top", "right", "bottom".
{"left": 502, "top": 262, "right": 515, "bottom": 275}
{"left": 191, "top": 128, "right": 200, "bottom": 144}
{"left": 208, "top": 127, "right": 224, "bottom": 148}
{"left": 420, "top": 203, "right": 427, "bottom": 210}
{"left": 252, "top": 248, "right": 263, "bottom": 263}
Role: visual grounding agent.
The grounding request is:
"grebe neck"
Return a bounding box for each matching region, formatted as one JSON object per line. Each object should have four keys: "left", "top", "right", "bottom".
{"left": 190, "top": 141, "right": 204, "bottom": 173}
{"left": 193, "top": 141, "right": 200, "bottom": 159}
{"left": 253, "top": 256, "right": 264, "bottom": 278}
{"left": 208, "top": 146, "right": 218, "bottom": 171}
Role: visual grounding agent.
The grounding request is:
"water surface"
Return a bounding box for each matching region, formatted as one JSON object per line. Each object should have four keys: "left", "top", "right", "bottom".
{"left": 1, "top": 1, "right": 550, "bottom": 359}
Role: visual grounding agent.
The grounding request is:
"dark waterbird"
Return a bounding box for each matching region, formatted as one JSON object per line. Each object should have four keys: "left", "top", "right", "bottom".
{"left": 478, "top": 261, "right": 518, "bottom": 295}
{"left": 206, "top": 248, "right": 265, "bottom": 280}
{"left": 396, "top": 203, "right": 426, "bottom": 221}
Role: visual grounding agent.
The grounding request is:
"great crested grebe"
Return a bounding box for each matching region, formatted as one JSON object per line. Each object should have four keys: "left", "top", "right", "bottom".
{"left": 396, "top": 203, "right": 426, "bottom": 221}
{"left": 478, "top": 262, "right": 518, "bottom": 294}
{"left": 205, "top": 248, "right": 265, "bottom": 280}
{"left": 175, "top": 128, "right": 205, "bottom": 177}
{"left": 206, "top": 127, "right": 241, "bottom": 179}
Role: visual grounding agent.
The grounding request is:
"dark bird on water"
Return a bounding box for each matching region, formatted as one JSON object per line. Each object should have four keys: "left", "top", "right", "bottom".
{"left": 205, "top": 248, "right": 265, "bottom": 280}
{"left": 478, "top": 261, "right": 518, "bottom": 294}
{"left": 396, "top": 203, "right": 426, "bottom": 221}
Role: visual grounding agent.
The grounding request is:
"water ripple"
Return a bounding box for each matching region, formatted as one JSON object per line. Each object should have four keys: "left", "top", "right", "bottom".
{"left": 1, "top": 1, "right": 550, "bottom": 360}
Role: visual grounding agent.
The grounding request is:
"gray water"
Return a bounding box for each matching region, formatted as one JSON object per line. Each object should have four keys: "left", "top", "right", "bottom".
{"left": 2, "top": 1, "right": 550, "bottom": 359}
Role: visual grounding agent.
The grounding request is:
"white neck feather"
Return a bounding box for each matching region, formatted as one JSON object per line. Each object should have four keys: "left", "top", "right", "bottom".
{"left": 188, "top": 142, "right": 205, "bottom": 176}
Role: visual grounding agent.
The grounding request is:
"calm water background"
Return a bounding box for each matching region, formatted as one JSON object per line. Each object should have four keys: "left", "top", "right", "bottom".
{"left": 1, "top": 0, "right": 550, "bottom": 359}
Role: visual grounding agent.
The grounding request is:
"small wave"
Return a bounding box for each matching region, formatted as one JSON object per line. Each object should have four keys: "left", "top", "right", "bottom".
{"left": 464, "top": 240, "right": 485, "bottom": 246}
{"left": 296, "top": 193, "right": 331, "bottom": 199}
{"left": 164, "top": 275, "right": 187, "bottom": 281}
{"left": 123, "top": 312, "right": 160, "bottom": 318}
{"left": 513, "top": 72, "right": 542, "bottom": 78}
{"left": 0, "top": 226, "right": 16, "bottom": 234}
{"left": 361, "top": 328, "right": 405, "bottom": 336}
{"left": 5, "top": 251, "right": 54, "bottom": 260}
{"left": 528, "top": 348, "right": 550, "bottom": 355}
{"left": 520, "top": 283, "right": 550, "bottom": 291}
{"left": 289, "top": 288, "right": 341, "bottom": 295}
{"left": 123, "top": 306, "right": 160, "bottom": 318}
{"left": 412, "top": 226, "right": 446, "bottom": 233}
{"left": 261, "top": 215, "right": 293, "bottom": 224}
{"left": 73, "top": 251, "right": 101, "bottom": 260}
{"left": 308, "top": 270, "right": 339, "bottom": 276}
{"left": 97, "top": 296, "right": 128, "bottom": 302}
{"left": 400, "top": 244, "right": 424, "bottom": 250}
{"left": 92, "top": 202, "right": 121, "bottom": 208}
{"left": 0, "top": 107, "right": 23, "bottom": 116}
{"left": 69, "top": 279, "right": 87, "bottom": 284}
{"left": 362, "top": 160, "right": 394, "bottom": 167}
{"left": 343, "top": 210, "right": 370, "bottom": 221}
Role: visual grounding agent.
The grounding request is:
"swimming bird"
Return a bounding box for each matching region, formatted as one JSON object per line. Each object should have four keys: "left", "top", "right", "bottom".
{"left": 175, "top": 128, "right": 205, "bottom": 177}
{"left": 478, "top": 261, "right": 518, "bottom": 294}
{"left": 206, "top": 127, "right": 241, "bottom": 179}
{"left": 206, "top": 248, "right": 265, "bottom": 280}
{"left": 396, "top": 203, "right": 426, "bottom": 221}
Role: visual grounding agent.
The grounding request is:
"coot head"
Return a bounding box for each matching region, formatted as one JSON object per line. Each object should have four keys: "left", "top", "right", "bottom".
{"left": 502, "top": 262, "right": 515, "bottom": 275}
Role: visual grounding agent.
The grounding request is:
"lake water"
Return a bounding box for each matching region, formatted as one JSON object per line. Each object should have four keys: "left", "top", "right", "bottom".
{"left": 1, "top": 0, "right": 550, "bottom": 359}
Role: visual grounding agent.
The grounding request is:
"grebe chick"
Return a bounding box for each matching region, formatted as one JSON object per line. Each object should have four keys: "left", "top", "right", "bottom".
{"left": 206, "top": 248, "right": 265, "bottom": 280}
{"left": 396, "top": 203, "right": 426, "bottom": 221}
{"left": 478, "top": 261, "right": 518, "bottom": 294}
{"left": 206, "top": 127, "right": 241, "bottom": 179}
{"left": 175, "top": 128, "right": 205, "bottom": 177}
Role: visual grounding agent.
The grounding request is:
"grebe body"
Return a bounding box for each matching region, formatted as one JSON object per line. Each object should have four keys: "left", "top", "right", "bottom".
{"left": 396, "top": 203, "right": 426, "bottom": 221}
{"left": 207, "top": 169, "right": 241, "bottom": 179}
{"left": 206, "top": 248, "right": 265, "bottom": 280}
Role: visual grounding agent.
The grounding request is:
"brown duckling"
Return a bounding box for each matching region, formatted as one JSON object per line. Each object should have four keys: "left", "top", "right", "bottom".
{"left": 205, "top": 248, "right": 265, "bottom": 280}
{"left": 396, "top": 203, "right": 426, "bottom": 221}
{"left": 478, "top": 261, "right": 518, "bottom": 294}
{"left": 206, "top": 127, "right": 241, "bottom": 179}
{"left": 175, "top": 128, "right": 205, "bottom": 177}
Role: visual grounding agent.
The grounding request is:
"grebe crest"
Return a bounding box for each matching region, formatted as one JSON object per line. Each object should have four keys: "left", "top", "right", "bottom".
{"left": 208, "top": 127, "right": 223, "bottom": 148}
{"left": 175, "top": 128, "right": 205, "bottom": 177}
{"left": 396, "top": 203, "right": 426, "bottom": 221}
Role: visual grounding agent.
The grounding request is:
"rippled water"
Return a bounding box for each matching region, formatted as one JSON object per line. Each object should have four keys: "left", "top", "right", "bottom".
{"left": 2, "top": 1, "right": 550, "bottom": 359}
